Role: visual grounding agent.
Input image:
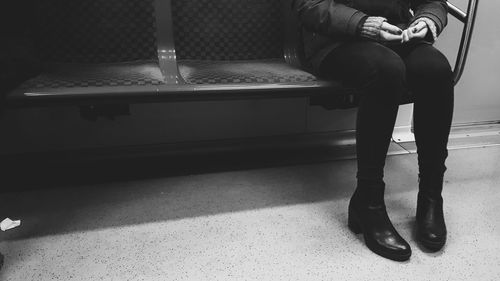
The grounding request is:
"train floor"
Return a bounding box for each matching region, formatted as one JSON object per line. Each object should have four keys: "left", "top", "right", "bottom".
{"left": 0, "top": 144, "right": 499, "bottom": 280}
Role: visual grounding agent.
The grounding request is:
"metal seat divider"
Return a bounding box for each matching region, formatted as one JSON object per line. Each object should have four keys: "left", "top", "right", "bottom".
{"left": 282, "top": 0, "right": 303, "bottom": 68}
{"left": 154, "top": 0, "right": 186, "bottom": 86}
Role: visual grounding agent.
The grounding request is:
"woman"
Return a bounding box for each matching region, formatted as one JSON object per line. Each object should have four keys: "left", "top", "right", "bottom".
{"left": 292, "top": 0, "right": 452, "bottom": 261}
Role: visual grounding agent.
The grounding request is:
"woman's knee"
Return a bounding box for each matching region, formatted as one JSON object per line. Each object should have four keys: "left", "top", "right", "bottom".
{"left": 372, "top": 56, "right": 406, "bottom": 88}
{"left": 320, "top": 42, "right": 406, "bottom": 101}
{"left": 406, "top": 45, "right": 453, "bottom": 86}
{"left": 362, "top": 49, "right": 406, "bottom": 101}
{"left": 354, "top": 43, "right": 406, "bottom": 92}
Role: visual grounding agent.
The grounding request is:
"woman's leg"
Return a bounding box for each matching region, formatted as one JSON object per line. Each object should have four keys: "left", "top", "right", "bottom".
{"left": 404, "top": 43, "right": 454, "bottom": 182}
{"left": 403, "top": 43, "right": 454, "bottom": 251}
{"left": 320, "top": 41, "right": 406, "bottom": 183}
{"left": 319, "top": 41, "right": 411, "bottom": 261}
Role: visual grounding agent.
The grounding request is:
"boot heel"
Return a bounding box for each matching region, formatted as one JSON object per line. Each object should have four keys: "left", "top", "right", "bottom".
{"left": 348, "top": 213, "right": 362, "bottom": 234}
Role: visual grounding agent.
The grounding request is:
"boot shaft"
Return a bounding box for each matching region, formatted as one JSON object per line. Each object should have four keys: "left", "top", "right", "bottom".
{"left": 352, "top": 179, "right": 386, "bottom": 207}
{"left": 418, "top": 173, "right": 444, "bottom": 199}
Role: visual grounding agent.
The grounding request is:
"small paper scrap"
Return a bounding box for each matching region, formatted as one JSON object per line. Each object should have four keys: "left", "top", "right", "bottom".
{"left": 1, "top": 218, "right": 21, "bottom": 231}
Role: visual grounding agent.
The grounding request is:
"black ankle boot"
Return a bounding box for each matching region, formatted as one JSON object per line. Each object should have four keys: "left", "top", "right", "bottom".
{"left": 348, "top": 181, "right": 411, "bottom": 261}
{"left": 416, "top": 174, "right": 447, "bottom": 251}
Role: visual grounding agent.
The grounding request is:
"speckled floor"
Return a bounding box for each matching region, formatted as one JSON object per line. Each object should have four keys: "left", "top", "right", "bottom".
{"left": 0, "top": 145, "right": 499, "bottom": 281}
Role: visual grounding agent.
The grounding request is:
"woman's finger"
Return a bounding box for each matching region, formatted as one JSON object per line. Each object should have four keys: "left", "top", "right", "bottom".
{"left": 409, "top": 27, "right": 428, "bottom": 39}
{"left": 380, "top": 30, "right": 403, "bottom": 42}
{"left": 402, "top": 29, "right": 410, "bottom": 42}
{"left": 411, "top": 21, "right": 427, "bottom": 33}
{"left": 381, "top": 22, "right": 403, "bottom": 35}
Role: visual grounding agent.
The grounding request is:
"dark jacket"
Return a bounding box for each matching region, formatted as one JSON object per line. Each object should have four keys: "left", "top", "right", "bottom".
{"left": 291, "top": 0, "right": 448, "bottom": 71}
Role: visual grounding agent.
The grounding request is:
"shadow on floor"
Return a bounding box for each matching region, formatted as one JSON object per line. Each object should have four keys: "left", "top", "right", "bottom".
{"left": 0, "top": 147, "right": 370, "bottom": 241}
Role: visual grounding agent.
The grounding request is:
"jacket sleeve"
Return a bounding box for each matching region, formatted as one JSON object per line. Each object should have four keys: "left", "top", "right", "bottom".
{"left": 410, "top": 0, "right": 448, "bottom": 35}
{"left": 291, "top": 0, "right": 368, "bottom": 36}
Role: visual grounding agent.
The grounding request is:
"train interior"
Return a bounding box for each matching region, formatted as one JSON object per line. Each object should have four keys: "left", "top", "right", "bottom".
{"left": 1, "top": 0, "right": 499, "bottom": 280}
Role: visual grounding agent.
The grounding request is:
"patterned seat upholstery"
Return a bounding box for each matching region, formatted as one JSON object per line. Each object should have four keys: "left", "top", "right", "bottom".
{"left": 172, "top": 0, "right": 316, "bottom": 85}
{"left": 16, "top": 0, "right": 163, "bottom": 92}
{"left": 172, "top": 0, "right": 283, "bottom": 61}
{"left": 178, "top": 60, "right": 317, "bottom": 85}
{"left": 34, "top": 0, "right": 158, "bottom": 63}
{"left": 20, "top": 62, "right": 164, "bottom": 90}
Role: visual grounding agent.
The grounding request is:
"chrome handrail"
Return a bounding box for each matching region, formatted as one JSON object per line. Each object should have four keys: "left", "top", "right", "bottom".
{"left": 447, "top": 0, "right": 479, "bottom": 85}
{"left": 447, "top": 2, "right": 467, "bottom": 22}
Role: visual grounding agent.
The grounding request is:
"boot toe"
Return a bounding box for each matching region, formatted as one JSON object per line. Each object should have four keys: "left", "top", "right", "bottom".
{"left": 417, "top": 229, "right": 446, "bottom": 251}
{"left": 384, "top": 237, "right": 411, "bottom": 255}
{"left": 425, "top": 232, "right": 444, "bottom": 243}
{"left": 370, "top": 234, "right": 412, "bottom": 261}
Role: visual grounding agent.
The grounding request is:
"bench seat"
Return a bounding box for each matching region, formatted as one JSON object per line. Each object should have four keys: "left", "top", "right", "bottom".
{"left": 6, "top": 62, "right": 351, "bottom": 107}
{"left": 3, "top": 0, "right": 475, "bottom": 110}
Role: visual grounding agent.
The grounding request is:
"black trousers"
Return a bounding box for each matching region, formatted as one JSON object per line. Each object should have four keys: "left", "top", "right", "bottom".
{"left": 319, "top": 41, "right": 454, "bottom": 182}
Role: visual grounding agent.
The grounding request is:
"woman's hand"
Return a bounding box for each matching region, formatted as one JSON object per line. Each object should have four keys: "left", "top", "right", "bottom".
{"left": 380, "top": 22, "right": 404, "bottom": 42}
{"left": 359, "top": 17, "right": 403, "bottom": 43}
{"left": 402, "top": 21, "right": 428, "bottom": 42}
